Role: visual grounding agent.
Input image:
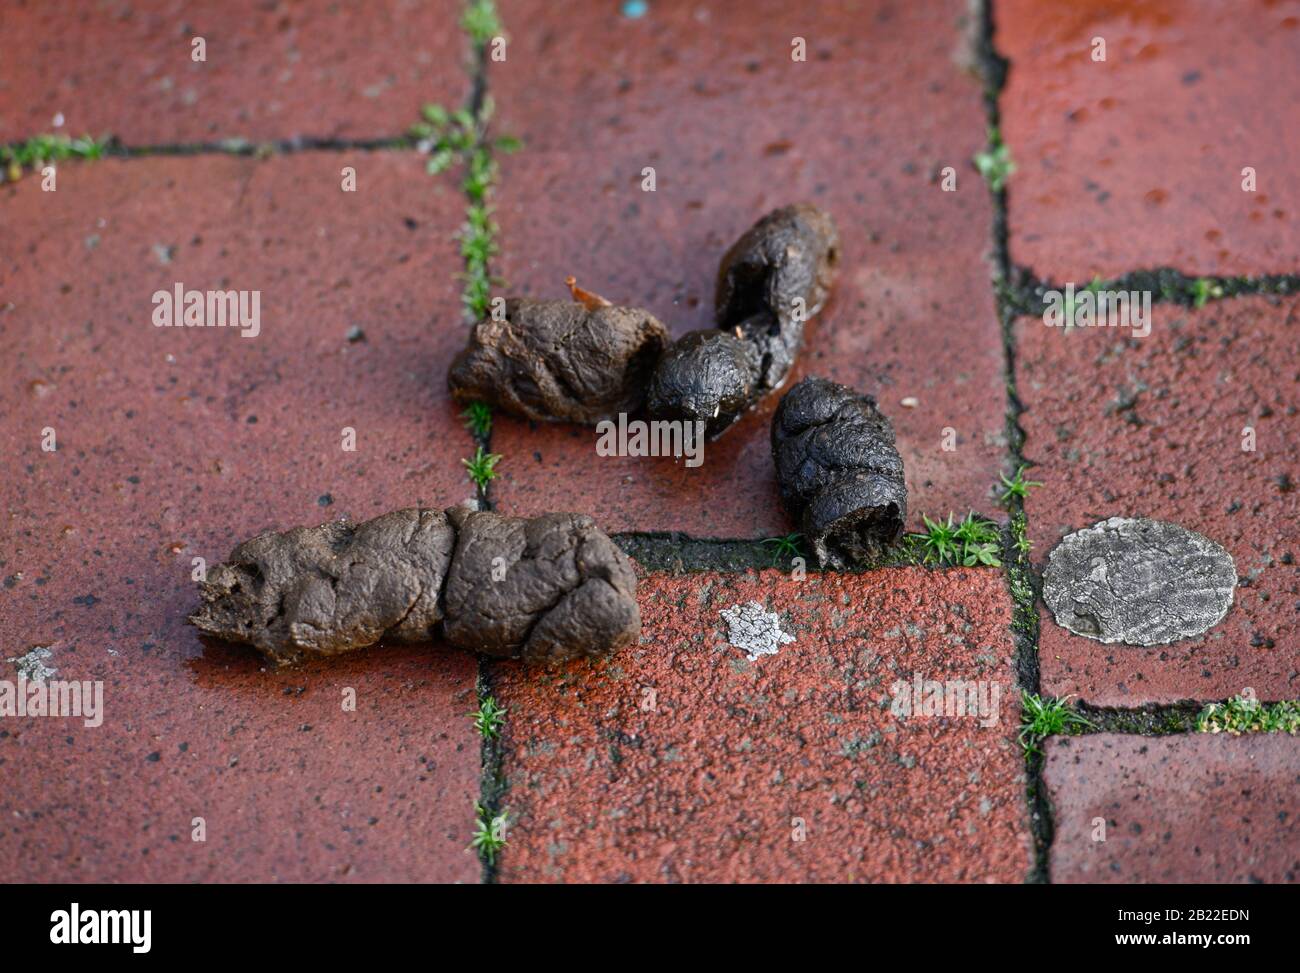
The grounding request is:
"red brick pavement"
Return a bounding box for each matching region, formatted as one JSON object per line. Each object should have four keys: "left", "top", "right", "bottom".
{"left": 999, "top": 0, "right": 1300, "bottom": 280}
{"left": 0, "top": 153, "right": 482, "bottom": 881}
{"left": 492, "top": 568, "right": 1031, "bottom": 883}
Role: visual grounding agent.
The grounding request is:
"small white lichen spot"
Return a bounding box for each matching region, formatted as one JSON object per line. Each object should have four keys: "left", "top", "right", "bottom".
{"left": 721, "top": 601, "right": 796, "bottom": 661}
{"left": 9, "top": 646, "right": 57, "bottom": 683}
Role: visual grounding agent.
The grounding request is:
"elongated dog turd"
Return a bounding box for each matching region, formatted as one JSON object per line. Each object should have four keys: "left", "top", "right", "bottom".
{"left": 646, "top": 204, "right": 839, "bottom": 439}
{"left": 448, "top": 283, "right": 669, "bottom": 425}
{"left": 190, "top": 506, "right": 640, "bottom": 666}
{"left": 771, "top": 376, "right": 907, "bottom": 568}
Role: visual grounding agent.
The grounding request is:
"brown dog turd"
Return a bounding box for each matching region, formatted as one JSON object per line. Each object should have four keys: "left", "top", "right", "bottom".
{"left": 646, "top": 204, "right": 839, "bottom": 439}
{"left": 448, "top": 286, "right": 669, "bottom": 425}
{"left": 190, "top": 506, "right": 640, "bottom": 666}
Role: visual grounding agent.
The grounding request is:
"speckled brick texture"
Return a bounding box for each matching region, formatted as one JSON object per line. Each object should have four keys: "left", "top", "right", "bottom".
{"left": 486, "top": 0, "right": 1008, "bottom": 537}
{"left": 0, "top": 154, "right": 482, "bottom": 881}
{"left": 1015, "top": 296, "right": 1299, "bottom": 706}
{"left": 999, "top": 0, "right": 1300, "bottom": 280}
{"left": 6, "top": 0, "right": 1295, "bottom": 889}
{"left": 1045, "top": 733, "right": 1300, "bottom": 883}
{"left": 0, "top": 0, "right": 469, "bottom": 144}
{"left": 491, "top": 568, "right": 1032, "bottom": 883}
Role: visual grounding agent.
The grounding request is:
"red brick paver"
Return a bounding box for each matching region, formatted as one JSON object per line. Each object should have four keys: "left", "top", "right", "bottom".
{"left": 999, "top": 0, "right": 1300, "bottom": 280}
{"left": 1045, "top": 733, "right": 1300, "bottom": 883}
{"left": 487, "top": 0, "right": 1007, "bottom": 537}
{"left": 0, "top": 0, "right": 468, "bottom": 145}
{"left": 1015, "top": 296, "right": 1299, "bottom": 706}
{"left": 492, "top": 568, "right": 1031, "bottom": 883}
{"left": 0, "top": 154, "right": 482, "bottom": 881}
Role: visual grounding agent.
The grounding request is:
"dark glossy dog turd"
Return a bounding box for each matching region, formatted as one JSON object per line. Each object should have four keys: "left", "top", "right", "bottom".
{"left": 191, "top": 505, "right": 640, "bottom": 665}
{"left": 772, "top": 376, "right": 907, "bottom": 569}
{"left": 646, "top": 204, "right": 839, "bottom": 439}
{"left": 640, "top": 328, "right": 762, "bottom": 439}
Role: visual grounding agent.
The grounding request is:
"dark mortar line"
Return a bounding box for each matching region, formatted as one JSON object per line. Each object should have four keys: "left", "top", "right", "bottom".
{"left": 457, "top": 6, "right": 503, "bottom": 886}
{"left": 613, "top": 530, "right": 994, "bottom": 574}
{"left": 1042, "top": 697, "right": 1299, "bottom": 737}
{"left": 473, "top": 663, "right": 507, "bottom": 884}
{"left": 466, "top": 27, "right": 490, "bottom": 121}
{"left": 1071, "top": 702, "right": 1204, "bottom": 736}
{"left": 1001, "top": 265, "right": 1299, "bottom": 319}
{"left": 975, "top": 0, "right": 1052, "bottom": 885}
{"left": 101, "top": 135, "right": 419, "bottom": 158}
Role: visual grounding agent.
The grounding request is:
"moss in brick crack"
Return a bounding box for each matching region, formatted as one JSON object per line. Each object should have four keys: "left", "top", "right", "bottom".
{"left": 2, "top": 134, "right": 108, "bottom": 182}
{"left": 461, "top": 401, "right": 493, "bottom": 440}
{"left": 411, "top": 104, "right": 474, "bottom": 172}
{"left": 972, "top": 126, "right": 1015, "bottom": 192}
{"left": 903, "top": 512, "right": 1001, "bottom": 567}
{"left": 462, "top": 445, "right": 502, "bottom": 489}
{"left": 1069, "top": 704, "right": 1202, "bottom": 736}
{"left": 760, "top": 533, "right": 804, "bottom": 566}
{"left": 470, "top": 803, "right": 508, "bottom": 865}
{"left": 998, "top": 465, "right": 1040, "bottom": 504}
{"left": 1190, "top": 276, "right": 1224, "bottom": 308}
{"left": 1019, "top": 691, "right": 1093, "bottom": 755}
{"left": 411, "top": 98, "right": 522, "bottom": 321}
{"left": 613, "top": 533, "right": 925, "bottom": 575}
{"left": 1006, "top": 511, "right": 1038, "bottom": 635}
{"left": 462, "top": 0, "right": 503, "bottom": 47}
{"left": 1197, "top": 696, "right": 1300, "bottom": 735}
{"left": 1062, "top": 277, "right": 1105, "bottom": 332}
{"left": 469, "top": 695, "right": 507, "bottom": 739}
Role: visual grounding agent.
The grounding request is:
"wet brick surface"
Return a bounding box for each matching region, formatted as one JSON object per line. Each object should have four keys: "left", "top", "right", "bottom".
{"left": 1016, "top": 296, "right": 1299, "bottom": 706}
{"left": 999, "top": 0, "right": 1300, "bottom": 280}
{"left": 1045, "top": 733, "right": 1299, "bottom": 883}
{"left": 0, "top": 0, "right": 469, "bottom": 145}
{"left": 0, "top": 153, "right": 482, "bottom": 881}
{"left": 486, "top": 0, "right": 1008, "bottom": 537}
{"left": 491, "top": 568, "right": 1031, "bottom": 883}
{"left": 4, "top": 0, "right": 1295, "bottom": 888}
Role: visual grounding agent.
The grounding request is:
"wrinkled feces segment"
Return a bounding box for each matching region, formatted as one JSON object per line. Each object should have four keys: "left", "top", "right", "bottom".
{"left": 441, "top": 507, "right": 640, "bottom": 662}
{"left": 448, "top": 297, "right": 669, "bottom": 425}
{"left": 647, "top": 203, "right": 839, "bottom": 439}
{"left": 189, "top": 508, "right": 456, "bottom": 664}
{"left": 771, "top": 376, "right": 907, "bottom": 569}
{"left": 641, "top": 329, "right": 762, "bottom": 439}
{"left": 190, "top": 506, "right": 640, "bottom": 666}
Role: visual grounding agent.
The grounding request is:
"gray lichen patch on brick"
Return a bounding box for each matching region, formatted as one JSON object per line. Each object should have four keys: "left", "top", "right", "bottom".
{"left": 8, "top": 646, "right": 57, "bottom": 683}
{"left": 1043, "top": 517, "right": 1236, "bottom": 646}
{"left": 720, "top": 601, "right": 796, "bottom": 661}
